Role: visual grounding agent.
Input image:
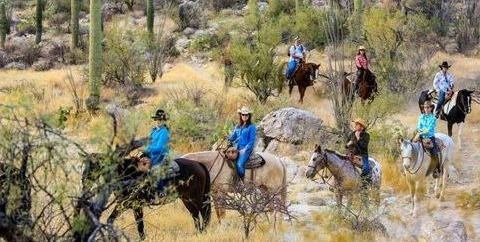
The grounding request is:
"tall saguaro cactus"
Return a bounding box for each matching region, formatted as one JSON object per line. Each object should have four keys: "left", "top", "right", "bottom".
{"left": 147, "top": 0, "right": 154, "bottom": 35}
{"left": 354, "top": 0, "right": 362, "bottom": 12}
{"left": 0, "top": 1, "right": 6, "bottom": 47}
{"left": 87, "top": 0, "right": 103, "bottom": 113}
{"left": 35, "top": 0, "right": 42, "bottom": 44}
{"left": 295, "top": 0, "right": 303, "bottom": 15}
{"left": 71, "top": 0, "right": 80, "bottom": 48}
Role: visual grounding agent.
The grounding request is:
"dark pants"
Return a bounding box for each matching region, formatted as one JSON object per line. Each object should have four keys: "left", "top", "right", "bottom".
{"left": 435, "top": 90, "right": 446, "bottom": 114}
{"left": 361, "top": 155, "right": 370, "bottom": 176}
{"left": 354, "top": 69, "right": 364, "bottom": 94}
{"left": 428, "top": 136, "right": 439, "bottom": 156}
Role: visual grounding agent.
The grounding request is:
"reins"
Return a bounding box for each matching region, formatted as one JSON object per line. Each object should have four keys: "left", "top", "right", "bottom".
{"left": 403, "top": 142, "right": 425, "bottom": 175}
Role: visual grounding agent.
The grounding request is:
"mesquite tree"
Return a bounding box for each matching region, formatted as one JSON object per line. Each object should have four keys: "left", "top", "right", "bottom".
{"left": 87, "top": 0, "right": 103, "bottom": 113}
{"left": 35, "top": 0, "right": 43, "bottom": 44}
{"left": 71, "top": 0, "right": 80, "bottom": 48}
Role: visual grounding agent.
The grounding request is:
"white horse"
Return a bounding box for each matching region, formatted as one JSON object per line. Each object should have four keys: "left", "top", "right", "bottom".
{"left": 181, "top": 150, "right": 287, "bottom": 221}
{"left": 305, "top": 144, "right": 382, "bottom": 212}
{"left": 399, "top": 133, "right": 454, "bottom": 217}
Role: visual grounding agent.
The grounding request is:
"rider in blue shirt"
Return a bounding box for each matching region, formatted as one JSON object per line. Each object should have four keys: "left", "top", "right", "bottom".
{"left": 228, "top": 106, "right": 257, "bottom": 181}
{"left": 417, "top": 101, "right": 440, "bottom": 177}
{"left": 286, "top": 36, "right": 307, "bottom": 80}
{"left": 143, "top": 109, "right": 170, "bottom": 200}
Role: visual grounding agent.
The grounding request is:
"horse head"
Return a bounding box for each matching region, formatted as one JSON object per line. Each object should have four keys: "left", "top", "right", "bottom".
{"left": 399, "top": 139, "right": 416, "bottom": 171}
{"left": 458, "top": 89, "right": 475, "bottom": 114}
{"left": 306, "top": 144, "right": 326, "bottom": 179}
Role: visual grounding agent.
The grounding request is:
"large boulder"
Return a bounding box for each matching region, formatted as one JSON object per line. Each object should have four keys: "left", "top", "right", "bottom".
{"left": 419, "top": 219, "right": 468, "bottom": 242}
{"left": 256, "top": 108, "right": 338, "bottom": 156}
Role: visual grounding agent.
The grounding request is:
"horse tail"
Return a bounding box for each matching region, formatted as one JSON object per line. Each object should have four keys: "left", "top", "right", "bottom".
{"left": 280, "top": 158, "right": 287, "bottom": 206}
{"left": 199, "top": 163, "right": 212, "bottom": 228}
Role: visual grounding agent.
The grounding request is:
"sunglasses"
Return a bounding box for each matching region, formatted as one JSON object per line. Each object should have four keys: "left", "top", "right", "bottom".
{"left": 241, "top": 114, "right": 250, "bottom": 116}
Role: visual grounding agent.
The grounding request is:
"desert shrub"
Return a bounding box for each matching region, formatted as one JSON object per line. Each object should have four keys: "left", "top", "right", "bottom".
{"left": 3, "top": 39, "right": 40, "bottom": 66}
{"left": 15, "top": 19, "right": 36, "bottom": 36}
{"left": 45, "top": 0, "right": 71, "bottom": 16}
{"left": 177, "top": 1, "right": 204, "bottom": 29}
{"left": 48, "top": 12, "right": 69, "bottom": 32}
{"left": 66, "top": 47, "right": 86, "bottom": 65}
{"left": 190, "top": 34, "right": 215, "bottom": 52}
{"left": 103, "top": 21, "right": 148, "bottom": 86}
{"left": 205, "top": 0, "right": 238, "bottom": 12}
{"left": 41, "top": 41, "right": 69, "bottom": 63}
{"left": 456, "top": 189, "right": 480, "bottom": 210}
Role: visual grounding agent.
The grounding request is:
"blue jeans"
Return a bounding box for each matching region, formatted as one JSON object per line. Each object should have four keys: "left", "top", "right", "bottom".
{"left": 435, "top": 90, "right": 446, "bottom": 113}
{"left": 361, "top": 155, "right": 370, "bottom": 176}
{"left": 236, "top": 149, "right": 252, "bottom": 179}
{"left": 428, "top": 136, "right": 438, "bottom": 156}
{"left": 286, "top": 60, "right": 298, "bottom": 79}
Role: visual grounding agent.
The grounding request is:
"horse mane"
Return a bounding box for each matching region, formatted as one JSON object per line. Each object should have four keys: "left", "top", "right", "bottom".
{"left": 324, "top": 149, "right": 349, "bottom": 160}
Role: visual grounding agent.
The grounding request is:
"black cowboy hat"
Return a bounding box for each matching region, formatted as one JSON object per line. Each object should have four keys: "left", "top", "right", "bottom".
{"left": 151, "top": 109, "right": 167, "bottom": 120}
{"left": 439, "top": 61, "right": 452, "bottom": 69}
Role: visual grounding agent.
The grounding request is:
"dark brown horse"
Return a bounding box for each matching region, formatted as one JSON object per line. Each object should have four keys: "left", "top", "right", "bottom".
{"left": 284, "top": 62, "right": 320, "bottom": 103}
{"left": 105, "top": 157, "right": 211, "bottom": 240}
{"left": 342, "top": 69, "right": 378, "bottom": 104}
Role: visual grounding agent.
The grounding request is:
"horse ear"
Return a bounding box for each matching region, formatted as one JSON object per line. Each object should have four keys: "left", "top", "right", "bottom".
{"left": 397, "top": 137, "right": 403, "bottom": 145}
{"left": 315, "top": 144, "right": 321, "bottom": 152}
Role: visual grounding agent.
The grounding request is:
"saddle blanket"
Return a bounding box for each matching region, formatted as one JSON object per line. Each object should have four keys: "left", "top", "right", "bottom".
{"left": 245, "top": 153, "right": 266, "bottom": 169}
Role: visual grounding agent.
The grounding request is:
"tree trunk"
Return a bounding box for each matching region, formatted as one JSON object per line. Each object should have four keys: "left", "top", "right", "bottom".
{"left": 0, "top": 2, "right": 6, "bottom": 47}
{"left": 71, "top": 0, "right": 80, "bottom": 48}
{"left": 35, "top": 0, "right": 43, "bottom": 44}
{"left": 147, "top": 0, "right": 154, "bottom": 35}
{"left": 87, "top": 0, "right": 103, "bottom": 113}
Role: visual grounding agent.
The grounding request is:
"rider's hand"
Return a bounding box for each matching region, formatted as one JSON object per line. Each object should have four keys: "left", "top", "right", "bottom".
{"left": 239, "top": 148, "right": 246, "bottom": 156}
{"left": 422, "top": 129, "right": 429, "bottom": 135}
{"left": 346, "top": 141, "right": 353, "bottom": 147}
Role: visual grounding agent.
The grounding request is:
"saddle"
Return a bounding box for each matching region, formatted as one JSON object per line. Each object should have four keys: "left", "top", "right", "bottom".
{"left": 245, "top": 153, "right": 266, "bottom": 169}
{"left": 136, "top": 156, "right": 180, "bottom": 180}
{"left": 347, "top": 154, "right": 375, "bottom": 173}
{"left": 421, "top": 138, "right": 445, "bottom": 151}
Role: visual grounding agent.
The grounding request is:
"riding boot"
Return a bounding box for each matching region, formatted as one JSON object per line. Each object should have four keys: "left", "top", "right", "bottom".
{"left": 426, "top": 155, "right": 439, "bottom": 178}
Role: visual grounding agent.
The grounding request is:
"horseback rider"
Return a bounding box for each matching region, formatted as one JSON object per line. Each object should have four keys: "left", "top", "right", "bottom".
{"left": 433, "top": 61, "right": 455, "bottom": 118}
{"left": 286, "top": 36, "right": 307, "bottom": 81}
{"left": 142, "top": 109, "right": 170, "bottom": 202}
{"left": 353, "top": 46, "right": 369, "bottom": 95}
{"left": 417, "top": 101, "right": 440, "bottom": 178}
{"left": 346, "top": 118, "right": 371, "bottom": 185}
{"left": 227, "top": 106, "right": 257, "bottom": 181}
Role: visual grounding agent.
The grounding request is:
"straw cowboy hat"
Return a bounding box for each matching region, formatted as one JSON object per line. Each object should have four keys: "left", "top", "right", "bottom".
{"left": 358, "top": 46, "right": 366, "bottom": 50}
{"left": 423, "top": 101, "right": 435, "bottom": 108}
{"left": 151, "top": 109, "right": 167, "bottom": 120}
{"left": 237, "top": 106, "right": 252, "bottom": 115}
{"left": 352, "top": 118, "right": 367, "bottom": 128}
{"left": 438, "top": 61, "right": 452, "bottom": 69}
{"left": 294, "top": 36, "right": 300, "bottom": 41}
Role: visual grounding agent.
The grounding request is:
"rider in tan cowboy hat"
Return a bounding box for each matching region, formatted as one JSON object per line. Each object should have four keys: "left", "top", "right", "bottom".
{"left": 346, "top": 118, "right": 371, "bottom": 185}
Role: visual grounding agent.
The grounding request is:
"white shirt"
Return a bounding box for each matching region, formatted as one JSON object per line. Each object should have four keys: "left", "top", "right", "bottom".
{"left": 433, "top": 71, "right": 454, "bottom": 92}
{"left": 289, "top": 44, "right": 306, "bottom": 62}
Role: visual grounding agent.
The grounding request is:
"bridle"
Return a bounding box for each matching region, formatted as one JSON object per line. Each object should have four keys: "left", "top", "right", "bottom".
{"left": 402, "top": 142, "right": 424, "bottom": 175}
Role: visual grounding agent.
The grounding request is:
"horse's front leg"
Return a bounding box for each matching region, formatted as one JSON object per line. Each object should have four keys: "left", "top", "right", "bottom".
{"left": 447, "top": 122, "right": 454, "bottom": 137}
{"left": 412, "top": 181, "right": 420, "bottom": 217}
{"left": 439, "top": 163, "right": 448, "bottom": 201}
{"left": 457, "top": 122, "right": 465, "bottom": 149}
{"left": 406, "top": 179, "right": 415, "bottom": 216}
{"left": 133, "top": 207, "right": 146, "bottom": 240}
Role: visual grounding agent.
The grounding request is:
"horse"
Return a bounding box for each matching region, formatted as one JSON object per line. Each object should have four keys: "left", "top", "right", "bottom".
{"left": 399, "top": 133, "right": 454, "bottom": 217}
{"left": 106, "top": 157, "right": 211, "bottom": 240}
{"left": 181, "top": 150, "right": 287, "bottom": 222}
{"left": 418, "top": 89, "right": 480, "bottom": 147}
{"left": 341, "top": 72, "right": 355, "bottom": 104}
{"left": 282, "top": 62, "right": 320, "bottom": 104}
{"left": 305, "top": 145, "right": 382, "bottom": 213}
{"left": 356, "top": 69, "right": 378, "bottom": 104}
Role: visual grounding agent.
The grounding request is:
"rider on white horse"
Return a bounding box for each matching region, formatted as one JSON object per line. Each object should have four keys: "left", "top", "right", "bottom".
{"left": 346, "top": 118, "right": 371, "bottom": 186}
{"left": 433, "top": 61, "right": 455, "bottom": 118}
{"left": 417, "top": 101, "right": 440, "bottom": 178}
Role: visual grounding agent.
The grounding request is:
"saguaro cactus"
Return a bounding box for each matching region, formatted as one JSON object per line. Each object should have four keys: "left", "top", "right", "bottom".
{"left": 354, "top": 0, "right": 363, "bottom": 12}
{"left": 35, "top": 0, "right": 43, "bottom": 44}
{"left": 87, "top": 0, "right": 103, "bottom": 113}
{"left": 0, "top": 1, "right": 6, "bottom": 47}
{"left": 71, "top": 0, "right": 80, "bottom": 48}
{"left": 147, "top": 0, "right": 154, "bottom": 35}
{"left": 295, "top": 0, "right": 303, "bottom": 14}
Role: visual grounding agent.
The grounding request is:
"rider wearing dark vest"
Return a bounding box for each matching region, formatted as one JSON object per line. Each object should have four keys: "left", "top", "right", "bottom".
{"left": 346, "top": 118, "right": 371, "bottom": 185}
{"left": 354, "top": 46, "right": 369, "bottom": 95}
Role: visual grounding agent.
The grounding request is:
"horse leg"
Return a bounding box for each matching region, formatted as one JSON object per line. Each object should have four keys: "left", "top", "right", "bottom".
{"left": 457, "top": 122, "right": 465, "bottom": 149}
{"left": 406, "top": 179, "right": 415, "bottom": 216}
{"left": 299, "top": 86, "right": 306, "bottom": 104}
{"left": 439, "top": 161, "right": 448, "bottom": 201}
{"left": 288, "top": 82, "right": 294, "bottom": 95}
{"left": 335, "top": 191, "right": 343, "bottom": 215}
{"left": 412, "top": 181, "right": 420, "bottom": 217}
{"left": 182, "top": 200, "right": 202, "bottom": 232}
{"left": 447, "top": 121, "right": 454, "bottom": 137}
{"left": 133, "top": 207, "right": 146, "bottom": 240}
{"left": 214, "top": 206, "right": 226, "bottom": 224}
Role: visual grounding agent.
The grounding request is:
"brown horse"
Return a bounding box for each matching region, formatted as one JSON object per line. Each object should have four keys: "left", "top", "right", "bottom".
{"left": 342, "top": 70, "right": 378, "bottom": 104}
{"left": 284, "top": 62, "right": 320, "bottom": 103}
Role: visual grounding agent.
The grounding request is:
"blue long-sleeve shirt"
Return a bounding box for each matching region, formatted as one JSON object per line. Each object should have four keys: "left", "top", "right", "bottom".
{"left": 145, "top": 126, "right": 170, "bottom": 166}
{"left": 228, "top": 124, "right": 256, "bottom": 152}
{"left": 417, "top": 113, "right": 437, "bottom": 138}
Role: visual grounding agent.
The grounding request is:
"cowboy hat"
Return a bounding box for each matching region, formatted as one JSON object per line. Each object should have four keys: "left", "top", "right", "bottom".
{"left": 294, "top": 36, "right": 300, "bottom": 41}
{"left": 358, "top": 45, "right": 366, "bottom": 50}
{"left": 423, "top": 101, "right": 435, "bottom": 108}
{"left": 237, "top": 106, "right": 252, "bottom": 115}
{"left": 438, "top": 61, "right": 452, "bottom": 68}
{"left": 151, "top": 109, "right": 167, "bottom": 120}
{"left": 352, "top": 118, "right": 367, "bottom": 128}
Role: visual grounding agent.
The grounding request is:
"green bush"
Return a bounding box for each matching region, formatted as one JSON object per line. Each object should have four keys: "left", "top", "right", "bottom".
{"left": 190, "top": 34, "right": 215, "bottom": 52}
